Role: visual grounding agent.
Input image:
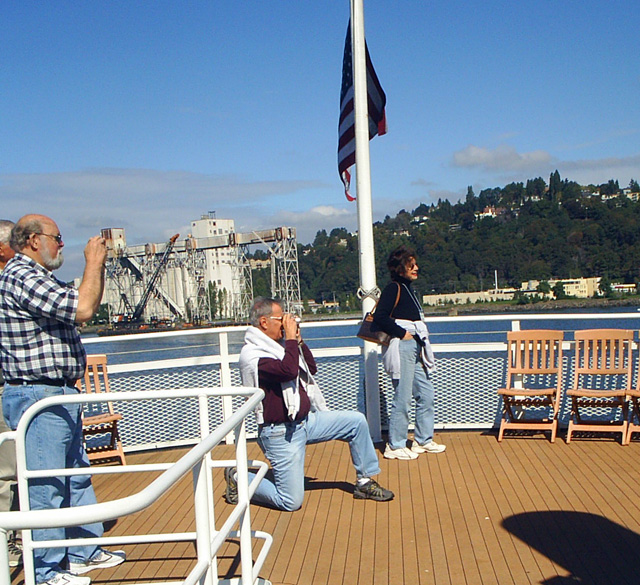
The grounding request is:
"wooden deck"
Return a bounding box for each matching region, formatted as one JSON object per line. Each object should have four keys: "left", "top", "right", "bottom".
{"left": 11, "top": 430, "right": 640, "bottom": 585}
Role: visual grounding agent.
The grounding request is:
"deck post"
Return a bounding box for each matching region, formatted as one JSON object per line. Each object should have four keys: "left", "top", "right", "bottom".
{"left": 194, "top": 393, "right": 216, "bottom": 585}
{"left": 0, "top": 530, "right": 9, "bottom": 585}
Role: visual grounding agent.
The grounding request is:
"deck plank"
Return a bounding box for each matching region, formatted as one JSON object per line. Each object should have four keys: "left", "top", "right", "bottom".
{"left": 12, "top": 431, "right": 640, "bottom": 585}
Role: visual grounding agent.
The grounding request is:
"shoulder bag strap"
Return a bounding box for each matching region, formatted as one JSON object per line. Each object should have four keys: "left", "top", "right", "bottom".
{"left": 372, "top": 281, "right": 401, "bottom": 316}
{"left": 389, "top": 282, "right": 401, "bottom": 318}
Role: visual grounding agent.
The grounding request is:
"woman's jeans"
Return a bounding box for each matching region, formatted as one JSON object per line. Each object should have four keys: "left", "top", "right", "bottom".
{"left": 3, "top": 383, "right": 102, "bottom": 583}
{"left": 250, "top": 410, "right": 381, "bottom": 512}
{"left": 388, "top": 339, "right": 435, "bottom": 450}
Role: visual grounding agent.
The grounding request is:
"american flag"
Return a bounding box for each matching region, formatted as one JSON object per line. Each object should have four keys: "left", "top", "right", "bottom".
{"left": 338, "top": 21, "right": 387, "bottom": 201}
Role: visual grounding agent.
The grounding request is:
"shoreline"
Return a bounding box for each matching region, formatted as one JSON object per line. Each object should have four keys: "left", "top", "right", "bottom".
{"left": 431, "top": 296, "right": 640, "bottom": 316}
{"left": 80, "top": 297, "right": 640, "bottom": 334}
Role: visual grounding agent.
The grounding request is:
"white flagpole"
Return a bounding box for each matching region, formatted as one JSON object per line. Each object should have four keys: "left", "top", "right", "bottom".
{"left": 351, "top": 0, "right": 381, "bottom": 441}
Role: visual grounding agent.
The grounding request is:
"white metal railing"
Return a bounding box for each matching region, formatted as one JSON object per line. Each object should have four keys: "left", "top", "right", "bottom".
{"left": 0, "top": 387, "right": 272, "bottom": 585}
{"left": 77, "top": 313, "right": 640, "bottom": 443}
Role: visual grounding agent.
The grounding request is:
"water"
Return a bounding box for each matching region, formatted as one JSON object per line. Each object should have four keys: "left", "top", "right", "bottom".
{"left": 82, "top": 308, "right": 640, "bottom": 365}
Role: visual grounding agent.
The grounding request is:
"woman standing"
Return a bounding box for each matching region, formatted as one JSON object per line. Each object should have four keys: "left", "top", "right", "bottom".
{"left": 373, "top": 245, "right": 446, "bottom": 460}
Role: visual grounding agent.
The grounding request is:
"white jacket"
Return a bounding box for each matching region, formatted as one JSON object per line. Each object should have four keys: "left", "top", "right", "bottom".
{"left": 382, "top": 319, "right": 436, "bottom": 380}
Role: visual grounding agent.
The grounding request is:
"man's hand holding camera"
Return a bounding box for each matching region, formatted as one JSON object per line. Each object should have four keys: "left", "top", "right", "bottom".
{"left": 282, "top": 313, "right": 302, "bottom": 344}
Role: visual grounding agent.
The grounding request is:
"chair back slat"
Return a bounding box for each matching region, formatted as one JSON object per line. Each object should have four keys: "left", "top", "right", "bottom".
{"left": 507, "top": 330, "right": 563, "bottom": 378}
{"left": 574, "top": 329, "right": 633, "bottom": 385}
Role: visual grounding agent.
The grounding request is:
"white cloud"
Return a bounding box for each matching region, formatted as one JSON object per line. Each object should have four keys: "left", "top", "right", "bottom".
{"left": 0, "top": 168, "right": 325, "bottom": 280}
{"left": 452, "top": 144, "right": 554, "bottom": 172}
{"left": 450, "top": 144, "right": 640, "bottom": 189}
{"left": 410, "top": 178, "right": 437, "bottom": 190}
{"left": 561, "top": 153, "right": 640, "bottom": 173}
{"left": 262, "top": 206, "right": 355, "bottom": 243}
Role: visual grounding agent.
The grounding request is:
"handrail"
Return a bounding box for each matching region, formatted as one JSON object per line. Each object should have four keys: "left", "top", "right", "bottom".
{"left": 0, "top": 386, "right": 271, "bottom": 585}
{"left": 81, "top": 312, "right": 640, "bottom": 347}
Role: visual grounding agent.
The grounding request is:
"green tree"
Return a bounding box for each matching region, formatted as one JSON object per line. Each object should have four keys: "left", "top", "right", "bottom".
{"left": 207, "top": 282, "right": 218, "bottom": 319}
{"left": 598, "top": 276, "right": 613, "bottom": 298}
{"left": 536, "top": 281, "right": 551, "bottom": 295}
{"left": 552, "top": 281, "right": 566, "bottom": 299}
{"left": 599, "top": 179, "right": 620, "bottom": 196}
{"left": 526, "top": 177, "right": 546, "bottom": 200}
{"left": 87, "top": 303, "right": 109, "bottom": 325}
{"left": 549, "top": 170, "right": 562, "bottom": 202}
{"left": 252, "top": 268, "right": 270, "bottom": 298}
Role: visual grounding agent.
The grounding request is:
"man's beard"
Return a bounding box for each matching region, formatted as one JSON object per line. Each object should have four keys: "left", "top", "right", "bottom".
{"left": 41, "top": 246, "right": 64, "bottom": 270}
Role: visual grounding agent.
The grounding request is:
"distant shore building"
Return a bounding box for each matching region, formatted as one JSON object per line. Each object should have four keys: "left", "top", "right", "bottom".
{"left": 521, "top": 277, "right": 601, "bottom": 299}
{"left": 422, "top": 288, "right": 518, "bottom": 306}
{"left": 421, "top": 275, "right": 633, "bottom": 307}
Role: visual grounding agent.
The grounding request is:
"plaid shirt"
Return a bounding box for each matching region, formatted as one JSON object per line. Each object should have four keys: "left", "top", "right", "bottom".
{"left": 0, "top": 253, "right": 86, "bottom": 381}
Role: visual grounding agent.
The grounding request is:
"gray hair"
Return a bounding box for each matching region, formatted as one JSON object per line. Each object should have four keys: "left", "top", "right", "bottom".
{"left": 10, "top": 218, "right": 43, "bottom": 251}
{"left": 249, "top": 297, "right": 281, "bottom": 327}
{"left": 0, "top": 220, "right": 14, "bottom": 245}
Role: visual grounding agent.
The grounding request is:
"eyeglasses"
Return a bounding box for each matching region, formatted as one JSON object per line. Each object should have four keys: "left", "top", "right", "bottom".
{"left": 268, "top": 315, "right": 301, "bottom": 323}
{"left": 33, "top": 233, "right": 63, "bottom": 245}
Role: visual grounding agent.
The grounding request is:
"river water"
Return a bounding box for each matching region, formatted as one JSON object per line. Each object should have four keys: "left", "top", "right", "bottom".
{"left": 82, "top": 307, "right": 640, "bottom": 366}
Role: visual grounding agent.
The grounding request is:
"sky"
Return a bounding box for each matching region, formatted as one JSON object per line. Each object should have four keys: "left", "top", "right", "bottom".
{"left": 2, "top": 1, "right": 639, "bottom": 281}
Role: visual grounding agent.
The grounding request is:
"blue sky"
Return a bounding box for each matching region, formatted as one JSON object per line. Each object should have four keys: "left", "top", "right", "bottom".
{"left": 2, "top": 1, "right": 639, "bottom": 280}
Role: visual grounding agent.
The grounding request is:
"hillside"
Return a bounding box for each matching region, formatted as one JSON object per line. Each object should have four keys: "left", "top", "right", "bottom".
{"left": 294, "top": 174, "right": 640, "bottom": 305}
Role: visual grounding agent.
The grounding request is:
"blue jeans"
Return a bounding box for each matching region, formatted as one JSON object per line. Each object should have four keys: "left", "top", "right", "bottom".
{"left": 3, "top": 383, "right": 103, "bottom": 583}
{"left": 251, "top": 410, "right": 381, "bottom": 511}
{"left": 0, "top": 385, "right": 18, "bottom": 515}
{"left": 388, "top": 339, "right": 435, "bottom": 450}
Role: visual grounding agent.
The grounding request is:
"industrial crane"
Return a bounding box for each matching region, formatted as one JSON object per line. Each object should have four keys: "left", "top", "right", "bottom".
{"left": 111, "top": 233, "right": 180, "bottom": 329}
{"left": 130, "top": 233, "right": 180, "bottom": 322}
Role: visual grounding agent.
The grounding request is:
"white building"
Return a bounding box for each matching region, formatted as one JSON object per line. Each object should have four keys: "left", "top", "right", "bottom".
{"left": 521, "top": 277, "right": 601, "bottom": 299}
{"left": 189, "top": 214, "right": 237, "bottom": 318}
{"left": 422, "top": 288, "right": 517, "bottom": 306}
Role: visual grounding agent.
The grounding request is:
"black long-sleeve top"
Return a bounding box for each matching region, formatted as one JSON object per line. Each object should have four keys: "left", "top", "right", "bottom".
{"left": 372, "top": 276, "right": 422, "bottom": 339}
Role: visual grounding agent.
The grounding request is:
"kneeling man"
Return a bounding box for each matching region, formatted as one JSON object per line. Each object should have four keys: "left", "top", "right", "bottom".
{"left": 227, "top": 297, "right": 393, "bottom": 511}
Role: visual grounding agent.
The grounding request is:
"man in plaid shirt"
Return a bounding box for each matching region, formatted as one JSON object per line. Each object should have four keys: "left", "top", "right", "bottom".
{"left": 0, "top": 214, "right": 125, "bottom": 585}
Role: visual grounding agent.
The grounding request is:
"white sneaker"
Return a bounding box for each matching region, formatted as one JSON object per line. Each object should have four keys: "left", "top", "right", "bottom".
{"left": 384, "top": 444, "right": 419, "bottom": 460}
{"left": 68, "top": 549, "right": 125, "bottom": 575}
{"left": 42, "top": 572, "right": 91, "bottom": 585}
{"left": 411, "top": 439, "right": 446, "bottom": 454}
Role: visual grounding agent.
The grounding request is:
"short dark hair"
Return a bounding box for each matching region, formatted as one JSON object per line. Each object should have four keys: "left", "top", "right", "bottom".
{"left": 387, "top": 245, "right": 417, "bottom": 279}
{"left": 249, "top": 297, "right": 281, "bottom": 327}
{"left": 10, "top": 218, "right": 43, "bottom": 252}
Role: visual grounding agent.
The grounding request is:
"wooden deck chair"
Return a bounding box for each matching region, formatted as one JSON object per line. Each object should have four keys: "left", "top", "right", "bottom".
{"left": 566, "top": 329, "right": 632, "bottom": 444}
{"left": 497, "top": 330, "right": 564, "bottom": 443}
{"left": 624, "top": 338, "right": 640, "bottom": 444}
{"left": 77, "top": 354, "right": 126, "bottom": 465}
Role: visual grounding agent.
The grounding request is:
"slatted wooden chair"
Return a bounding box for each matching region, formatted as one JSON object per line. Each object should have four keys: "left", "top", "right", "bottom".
{"left": 566, "top": 329, "right": 632, "bottom": 444}
{"left": 624, "top": 341, "right": 640, "bottom": 444}
{"left": 497, "top": 329, "right": 564, "bottom": 443}
{"left": 77, "top": 354, "right": 126, "bottom": 465}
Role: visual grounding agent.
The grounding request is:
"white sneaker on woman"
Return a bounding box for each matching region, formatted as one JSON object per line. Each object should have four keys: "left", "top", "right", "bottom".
{"left": 384, "top": 444, "right": 419, "bottom": 460}
{"left": 411, "top": 440, "right": 446, "bottom": 454}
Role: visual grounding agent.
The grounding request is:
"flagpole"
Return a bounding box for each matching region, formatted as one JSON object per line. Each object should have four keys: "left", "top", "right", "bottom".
{"left": 351, "top": 0, "right": 381, "bottom": 442}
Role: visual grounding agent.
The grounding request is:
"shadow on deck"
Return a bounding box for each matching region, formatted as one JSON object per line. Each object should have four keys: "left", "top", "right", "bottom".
{"left": 12, "top": 430, "right": 640, "bottom": 585}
